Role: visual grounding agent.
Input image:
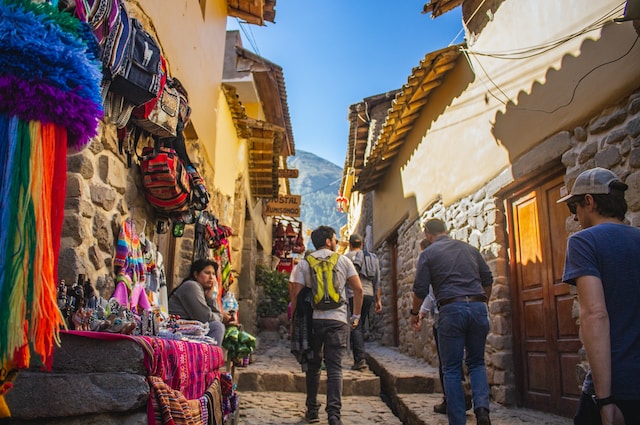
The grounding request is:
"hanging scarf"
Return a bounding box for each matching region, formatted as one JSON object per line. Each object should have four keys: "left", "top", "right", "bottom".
{"left": 0, "top": 1, "right": 103, "bottom": 412}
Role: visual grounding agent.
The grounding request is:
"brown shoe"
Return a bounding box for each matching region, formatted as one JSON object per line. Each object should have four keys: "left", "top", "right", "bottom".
{"left": 465, "top": 393, "right": 473, "bottom": 411}
{"left": 433, "top": 398, "right": 447, "bottom": 414}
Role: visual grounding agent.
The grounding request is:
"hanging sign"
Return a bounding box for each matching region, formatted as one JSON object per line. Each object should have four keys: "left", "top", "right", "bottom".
{"left": 278, "top": 168, "right": 299, "bottom": 178}
{"left": 264, "top": 194, "right": 301, "bottom": 217}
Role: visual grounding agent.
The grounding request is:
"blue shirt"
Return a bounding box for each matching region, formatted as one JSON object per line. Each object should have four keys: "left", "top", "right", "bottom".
{"left": 562, "top": 223, "right": 640, "bottom": 399}
{"left": 413, "top": 235, "right": 492, "bottom": 303}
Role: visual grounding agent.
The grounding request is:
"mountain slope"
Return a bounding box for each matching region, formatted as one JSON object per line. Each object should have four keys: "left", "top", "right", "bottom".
{"left": 287, "top": 150, "right": 346, "bottom": 235}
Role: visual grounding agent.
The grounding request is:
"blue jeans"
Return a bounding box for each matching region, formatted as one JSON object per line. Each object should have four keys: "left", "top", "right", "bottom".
{"left": 349, "top": 295, "right": 374, "bottom": 363}
{"left": 437, "top": 301, "right": 490, "bottom": 425}
{"left": 306, "top": 319, "right": 348, "bottom": 422}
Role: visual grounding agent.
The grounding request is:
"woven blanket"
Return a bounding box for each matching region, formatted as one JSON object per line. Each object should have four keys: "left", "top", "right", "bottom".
{"left": 137, "top": 336, "right": 224, "bottom": 399}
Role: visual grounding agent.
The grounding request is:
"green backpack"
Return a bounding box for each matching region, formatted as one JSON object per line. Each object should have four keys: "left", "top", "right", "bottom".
{"left": 306, "top": 253, "right": 344, "bottom": 310}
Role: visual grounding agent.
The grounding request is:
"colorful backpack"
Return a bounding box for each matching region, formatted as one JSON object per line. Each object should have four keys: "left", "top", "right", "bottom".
{"left": 140, "top": 143, "right": 191, "bottom": 213}
{"left": 306, "top": 253, "right": 344, "bottom": 310}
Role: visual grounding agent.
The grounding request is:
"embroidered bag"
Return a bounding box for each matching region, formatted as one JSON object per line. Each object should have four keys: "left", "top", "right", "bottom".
{"left": 72, "top": 0, "right": 121, "bottom": 46}
{"left": 108, "top": 16, "right": 162, "bottom": 106}
{"left": 132, "top": 68, "right": 179, "bottom": 138}
{"left": 140, "top": 142, "right": 191, "bottom": 212}
{"left": 306, "top": 253, "right": 344, "bottom": 310}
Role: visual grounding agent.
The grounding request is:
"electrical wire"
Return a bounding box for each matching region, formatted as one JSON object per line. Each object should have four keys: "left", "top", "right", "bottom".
{"left": 462, "top": 3, "right": 624, "bottom": 60}
{"left": 460, "top": 3, "right": 634, "bottom": 112}
{"left": 297, "top": 176, "right": 342, "bottom": 197}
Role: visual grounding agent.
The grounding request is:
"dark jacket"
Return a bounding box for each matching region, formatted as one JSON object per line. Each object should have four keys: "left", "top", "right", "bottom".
{"left": 290, "top": 287, "right": 314, "bottom": 372}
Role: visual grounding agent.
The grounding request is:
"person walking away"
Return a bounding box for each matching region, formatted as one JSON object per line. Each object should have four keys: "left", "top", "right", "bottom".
{"left": 558, "top": 167, "right": 640, "bottom": 425}
{"left": 290, "top": 226, "right": 364, "bottom": 425}
{"left": 168, "top": 258, "right": 235, "bottom": 345}
{"left": 414, "top": 239, "right": 472, "bottom": 415}
{"left": 345, "top": 233, "right": 381, "bottom": 371}
{"left": 410, "top": 218, "right": 493, "bottom": 425}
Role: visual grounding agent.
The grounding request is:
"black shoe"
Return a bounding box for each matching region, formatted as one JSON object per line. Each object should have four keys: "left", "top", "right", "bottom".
{"left": 475, "top": 407, "right": 491, "bottom": 425}
{"left": 328, "top": 416, "right": 342, "bottom": 425}
{"left": 351, "top": 359, "right": 367, "bottom": 371}
{"left": 305, "top": 410, "right": 319, "bottom": 423}
{"left": 433, "top": 398, "right": 447, "bottom": 414}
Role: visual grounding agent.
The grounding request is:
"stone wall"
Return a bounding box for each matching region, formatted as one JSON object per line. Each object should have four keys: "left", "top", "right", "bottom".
{"left": 6, "top": 333, "right": 149, "bottom": 424}
{"left": 371, "top": 87, "right": 640, "bottom": 406}
{"left": 58, "top": 119, "right": 245, "bottom": 303}
{"left": 558, "top": 88, "right": 640, "bottom": 385}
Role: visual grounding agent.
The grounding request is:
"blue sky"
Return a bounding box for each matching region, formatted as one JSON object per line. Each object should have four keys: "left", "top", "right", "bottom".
{"left": 227, "top": 1, "right": 463, "bottom": 167}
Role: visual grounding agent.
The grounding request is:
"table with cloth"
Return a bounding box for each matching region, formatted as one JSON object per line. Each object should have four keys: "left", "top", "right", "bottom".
{"left": 64, "top": 330, "right": 225, "bottom": 425}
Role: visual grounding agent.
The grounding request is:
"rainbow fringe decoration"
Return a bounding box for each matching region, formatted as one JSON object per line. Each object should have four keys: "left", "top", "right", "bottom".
{"left": 0, "top": 0, "right": 103, "bottom": 414}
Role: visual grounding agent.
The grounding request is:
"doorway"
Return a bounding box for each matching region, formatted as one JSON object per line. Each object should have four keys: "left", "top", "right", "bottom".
{"left": 507, "top": 172, "right": 581, "bottom": 417}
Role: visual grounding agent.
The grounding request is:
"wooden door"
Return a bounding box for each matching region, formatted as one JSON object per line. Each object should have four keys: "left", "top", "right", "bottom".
{"left": 508, "top": 173, "right": 581, "bottom": 417}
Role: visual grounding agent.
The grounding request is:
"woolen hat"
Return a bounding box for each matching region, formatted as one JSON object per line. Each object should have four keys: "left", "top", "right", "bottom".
{"left": 557, "top": 167, "right": 628, "bottom": 203}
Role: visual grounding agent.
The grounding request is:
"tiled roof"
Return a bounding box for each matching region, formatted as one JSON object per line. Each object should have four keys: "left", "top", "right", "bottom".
{"left": 227, "top": 0, "right": 276, "bottom": 26}
{"left": 422, "top": 0, "right": 463, "bottom": 18}
{"left": 222, "top": 84, "right": 283, "bottom": 198}
{"left": 353, "top": 44, "right": 464, "bottom": 193}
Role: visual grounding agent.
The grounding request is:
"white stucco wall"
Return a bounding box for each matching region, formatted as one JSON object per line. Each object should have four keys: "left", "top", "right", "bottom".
{"left": 373, "top": 0, "right": 640, "bottom": 246}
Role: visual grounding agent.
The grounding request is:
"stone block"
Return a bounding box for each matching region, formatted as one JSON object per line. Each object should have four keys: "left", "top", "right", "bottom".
{"left": 8, "top": 412, "right": 148, "bottom": 425}
{"left": 6, "top": 371, "right": 148, "bottom": 419}
{"left": 594, "top": 146, "right": 621, "bottom": 169}
{"left": 51, "top": 333, "right": 147, "bottom": 374}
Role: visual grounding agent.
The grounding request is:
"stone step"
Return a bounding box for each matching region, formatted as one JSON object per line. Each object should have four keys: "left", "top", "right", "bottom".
{"left": 234, "top": 367, "right": 381, "bottom": 396}
{"left": 365, "top": 344, "right": 442, "bottom": 394}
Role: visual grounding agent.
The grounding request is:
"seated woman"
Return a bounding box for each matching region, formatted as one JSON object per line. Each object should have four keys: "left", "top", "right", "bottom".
{"left": 168, "top": 258, "right": 234, "bottom": 345}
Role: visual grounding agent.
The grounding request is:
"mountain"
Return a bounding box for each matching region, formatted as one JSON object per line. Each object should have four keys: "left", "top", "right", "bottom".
{"left": 287, "top": 150, "right": 347, "bottom": 239}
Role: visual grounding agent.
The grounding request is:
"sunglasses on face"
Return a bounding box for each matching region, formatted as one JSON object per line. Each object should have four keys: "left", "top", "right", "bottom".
{"left": 567, "top": 197, "right": 585, "bottom": 215}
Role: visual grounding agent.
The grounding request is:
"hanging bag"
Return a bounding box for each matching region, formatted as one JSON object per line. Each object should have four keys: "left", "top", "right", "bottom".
{"left": 108, "top": 17, "right": 162, "bottom": 106}
{"left": 132, "top": 66, "right": 179, "bottom": 138}
{"left": 140, "top": 140, "right": 192, "bottom": 212}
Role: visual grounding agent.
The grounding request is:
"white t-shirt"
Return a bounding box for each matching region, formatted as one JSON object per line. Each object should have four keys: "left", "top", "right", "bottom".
{"left": 291, "top": 248, "right": 358, "bottom": 324}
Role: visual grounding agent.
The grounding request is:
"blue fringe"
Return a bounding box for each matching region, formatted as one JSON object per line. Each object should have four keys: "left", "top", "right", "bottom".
{"left": 0, "top": 3, "right": 103, "bottom": 107}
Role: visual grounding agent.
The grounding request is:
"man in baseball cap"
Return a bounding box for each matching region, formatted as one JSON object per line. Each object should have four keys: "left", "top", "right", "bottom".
{"left": 557, "top": 167, "right": 628, "bottom": 203}
{"left": 559, "top": 167, "right": 640, "bottom": 424}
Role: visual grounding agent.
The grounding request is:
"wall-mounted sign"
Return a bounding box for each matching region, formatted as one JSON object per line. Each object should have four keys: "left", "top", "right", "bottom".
{"left": 278, "top": 168, "right": 299, "bottom": 178}
{"left": 264, "top": 194, "right": 301, "bottom": 217}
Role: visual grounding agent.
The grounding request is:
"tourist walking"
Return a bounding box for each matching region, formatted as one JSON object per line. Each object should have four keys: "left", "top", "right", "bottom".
{"left": 290, "top": 226, "right": 364, "bottom": 425}
{"left": 345, "top": 233, "right": 381, "bottom": 371}
{"left": 410, "top": 219, "right": 493, "bottom": 425}
{"left": 558, "top": 167, "right": 640, "bottom": 425}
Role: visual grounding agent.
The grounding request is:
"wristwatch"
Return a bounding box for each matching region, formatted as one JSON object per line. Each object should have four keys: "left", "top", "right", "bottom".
{"left": 409, "top": 309, "right": 419, "bottom": 316}
{"left": 591, "top": 395, "right": 615, "bottom": 408}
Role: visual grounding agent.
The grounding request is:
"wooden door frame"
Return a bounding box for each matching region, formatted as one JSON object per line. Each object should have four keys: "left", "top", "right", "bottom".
{"left": 503, "top": 165, "right": 565, "bottom": 408}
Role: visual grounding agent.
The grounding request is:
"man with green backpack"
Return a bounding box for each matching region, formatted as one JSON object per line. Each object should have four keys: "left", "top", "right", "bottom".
{"left": 290, "top": 226, "right": 363, "bottom": 425}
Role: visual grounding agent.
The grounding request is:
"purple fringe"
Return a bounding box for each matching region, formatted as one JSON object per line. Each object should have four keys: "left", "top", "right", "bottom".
{"left": 0, "top": 75, "right": 102, "bottom": 148}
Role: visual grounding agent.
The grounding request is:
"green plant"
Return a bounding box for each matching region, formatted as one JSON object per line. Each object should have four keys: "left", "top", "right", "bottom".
{"left": 255, "top": 265, "right": 289, "bottom": 317}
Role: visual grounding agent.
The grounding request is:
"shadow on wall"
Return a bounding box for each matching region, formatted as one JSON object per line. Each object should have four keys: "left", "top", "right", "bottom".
{"left": 492, "top": 22, "right": 640, "bottom": 165}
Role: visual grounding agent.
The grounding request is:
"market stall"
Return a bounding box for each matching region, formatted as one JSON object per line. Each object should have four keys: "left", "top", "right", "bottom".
{"left": 0, "top": 2, "right": 246, "bottom": 423}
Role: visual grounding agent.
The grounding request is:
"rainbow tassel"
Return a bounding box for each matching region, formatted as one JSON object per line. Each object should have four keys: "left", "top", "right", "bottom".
{"left": 0, "top": 0, "right": 103, "bottom": 387}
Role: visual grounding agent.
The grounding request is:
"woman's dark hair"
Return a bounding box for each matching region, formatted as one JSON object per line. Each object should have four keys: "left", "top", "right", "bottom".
{"left": 310, "top": 226, "right": 335, "bottom": 249}
{"left": 181, "top": 258, "right": 218, "bottom": 284}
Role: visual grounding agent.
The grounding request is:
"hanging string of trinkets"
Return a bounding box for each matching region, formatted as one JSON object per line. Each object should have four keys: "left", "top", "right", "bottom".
{"left": 0, "top": 0, "right": 103, "bottom": 417}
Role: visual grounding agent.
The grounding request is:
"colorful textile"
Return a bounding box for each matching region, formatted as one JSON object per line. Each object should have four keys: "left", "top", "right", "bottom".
{"left": 62, "top": 331, "right": 225, "bottom": 424}
{"left": 0, "top": 0, "right": 102, "bottom": 385}
{"left": 137, "top": 335, "right": 224, "bottom": 400}
{"left": 148, "top": 376, "right": 201, "bottom": 425}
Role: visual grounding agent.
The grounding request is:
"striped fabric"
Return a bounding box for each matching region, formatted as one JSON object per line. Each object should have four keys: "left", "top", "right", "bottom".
{"left": 138, "top": 336, "right": 224, "bottom": 400}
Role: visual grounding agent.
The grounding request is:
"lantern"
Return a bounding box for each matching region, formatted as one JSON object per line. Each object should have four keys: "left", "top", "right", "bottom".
{"left": 336, "top": 193, "right": 348, "bottom": 213}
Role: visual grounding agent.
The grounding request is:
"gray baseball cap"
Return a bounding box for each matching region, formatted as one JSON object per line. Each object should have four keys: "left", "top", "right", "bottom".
{"left": 557, "top": 167, "right": 628, "bottom": 203}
